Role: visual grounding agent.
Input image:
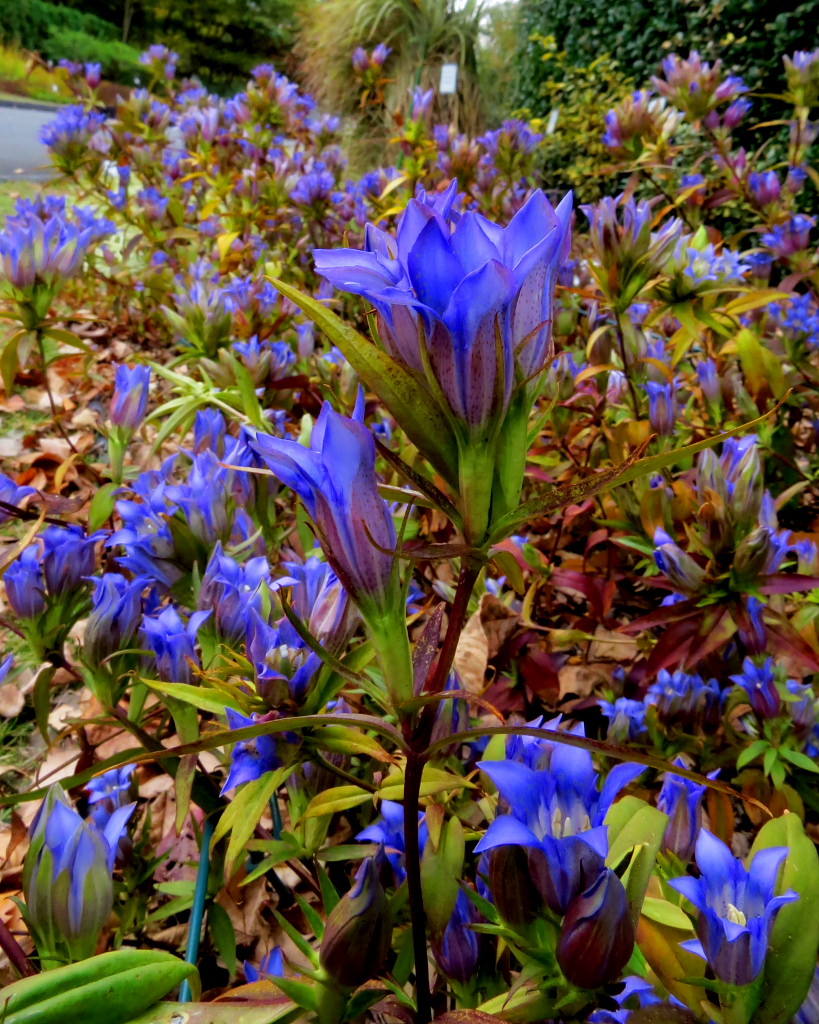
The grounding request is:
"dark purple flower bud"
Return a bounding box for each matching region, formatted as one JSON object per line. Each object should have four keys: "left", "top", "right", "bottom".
{"left": 84, "top": 573, "right": 145, "bottom": 665}
{"left": 5, "top": 546, "right": 46, "bottom": 618}
{"left": 84, "top": 62, "right": 102, "bottom": 88}
{"left": 319, "top": 857, "right": 393, "bottom": 989}
{"left": 722, "top": 96, "right": 752, "bottom": 129}
{"left": 556, "top": 866, "right": 635, "bottom": 989}
{"left": 110, "top": 365, "right": 151, "bottom": 429}
{"left": 488, "top": 845, "right": 545, "bottom": 926}
{"left": 432, "top": 889, "right": 481, "bottom": 984}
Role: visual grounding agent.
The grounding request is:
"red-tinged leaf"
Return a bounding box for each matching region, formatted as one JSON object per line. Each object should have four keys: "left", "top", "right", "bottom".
{"left": 759, "top": 574, "right": 819, "bottom": 595}
{"left": 551, "top": 569, "right": 616, "bottom": 620}
{"left": 620, "top": 598, "right": 701, "bottom": 633}
{"left": 764, "top": 613, "right": 819, "bottom": 673}
{"left": 413, "top": 603, "right": 445, "bottom": 695}
{"left": 643, "top": 619, "right": 699, "bottom": 677}
{"left": 681, "top": 607, "right": 737, "bottom": 668}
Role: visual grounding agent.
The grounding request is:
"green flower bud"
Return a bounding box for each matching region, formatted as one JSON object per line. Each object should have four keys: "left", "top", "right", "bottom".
{"left": 319, "top": 857, "right": 392, "bottom": 989}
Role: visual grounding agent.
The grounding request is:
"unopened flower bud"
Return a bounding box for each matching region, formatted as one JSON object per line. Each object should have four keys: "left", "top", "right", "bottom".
{"left": 556, "top": 867, "right": 635, "bottom": 989}
{"left": 319, "top": 857, "right": 393, "bottom": 989}
{"left": 489, "top": 845, "right": 545, "bottom": 926}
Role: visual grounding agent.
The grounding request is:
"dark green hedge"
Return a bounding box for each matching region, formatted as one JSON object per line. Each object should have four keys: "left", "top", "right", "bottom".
{"left": 0, "top": 0, "right": 116, "bottom": 52}
{"left": 514, "top": 0, "right": 819, "bottom": 115}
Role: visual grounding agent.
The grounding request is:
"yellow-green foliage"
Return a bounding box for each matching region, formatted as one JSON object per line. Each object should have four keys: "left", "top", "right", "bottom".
{"left": 0, "top": 44, "right": 71, "bottom": 103}
{"left": 527, "top": 35, "right": 632, "bottom": 203}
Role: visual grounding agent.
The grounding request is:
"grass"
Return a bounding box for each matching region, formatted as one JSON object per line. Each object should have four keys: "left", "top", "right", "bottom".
{"left": 0, "top": 179, "right": 47, "bottom": 222}
{"left": 0, "top": 45, "right": 72, "bottom": 105}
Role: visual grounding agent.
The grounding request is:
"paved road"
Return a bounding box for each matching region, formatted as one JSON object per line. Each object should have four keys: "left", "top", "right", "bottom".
{"left": 0, "top": 104, "right": 58, "bottom": 180}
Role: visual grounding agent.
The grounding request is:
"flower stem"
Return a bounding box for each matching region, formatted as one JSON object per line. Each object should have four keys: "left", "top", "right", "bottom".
{"left": 614, "top": 312, "right": 641, "bottom": 419}
{"left": 179, "top": 814, "right": 216, "bottom": 1003}
{"left": 403, "top": 750, "right": 431, "bottom": 1024}
{"left": 426, "top": 557, "right": 481, "bottom": 696}
{"left": 0, "top": 915, "right": 36, "bottom": 978}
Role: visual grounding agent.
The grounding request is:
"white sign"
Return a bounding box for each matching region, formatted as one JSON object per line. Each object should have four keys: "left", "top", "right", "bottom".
{"left": 439, "top": 63, "right": 458, "bottom": 95}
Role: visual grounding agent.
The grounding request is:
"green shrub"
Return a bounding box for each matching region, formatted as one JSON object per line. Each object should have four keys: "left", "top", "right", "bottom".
{"left": 0, "top": 0, "right": 115, "bottom": 53}
{"left": 525, "top": 36, "right": 633, "bottom": 202}
{"left": 40, "top": 29, "right": 143, "bottom": 84}
{"left": 514, "top": 0, "right": 819, "bottom": 117}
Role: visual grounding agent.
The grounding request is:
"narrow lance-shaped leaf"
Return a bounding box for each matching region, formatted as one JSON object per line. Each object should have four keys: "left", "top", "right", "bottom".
{"left": 269, "top": 277, "right": 460, "bottom": 485}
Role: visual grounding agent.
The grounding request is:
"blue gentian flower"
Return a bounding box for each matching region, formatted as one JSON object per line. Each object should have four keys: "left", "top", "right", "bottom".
{"left": 432, "top": 889, "right": 480, "bottom": 984}
{"left": 23, "top": 784, "right": 135, "bottom": 964}
{"left": 198, "top": 543, "right": 274, "bottom": 643}
{"left": 730, "top": 657, "right": 782, "bottom": 718}
{"left": 41, "top": 525, "right": 106, "bottom": 597}
{"left": 475, "top": 744, "right": 643, "bottom": 914}
{"left": 657, "top": 757, "right": 718, "bottom": 861}
{"left": 245, "top": 947, "right": 285, "bottom": 983}
{"left": 84, "top": 573, "right": 146, "bottom": 665}
{"left": 110, "top": 365, "right": 151, "bottom": 430}
{"left": 221, "top": 708, "right": 291, "bottom": 793}
{"left": 250, "top": 394, "right": 398, "bottom": 616}
{"left": 356, "top": 800, "right": 428, "bottom": 884}
{"left": 141, "top": 606, "right": 211, "bottom": 684}
{"left": 0, "top": 472, "right": 36, "bottom": 524}
{"left": 315, "top": 183, "right": 572, "bottom": 434}
{"left": 4, "top": 546, "right": 46, "bottom": 618}
{"left": 645, "top": 668, "right": 723, "bottom": 730}
{"left": 669, "top": 829, "right": 798, "bottom": 985}
{"left": 598, "top": 698, "right": 648, "bottom": 743}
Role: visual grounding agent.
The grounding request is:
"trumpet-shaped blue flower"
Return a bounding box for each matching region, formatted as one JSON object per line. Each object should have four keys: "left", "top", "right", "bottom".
{"left": 110, "top": 365, "right": 151, "bottom": 430}
{"left": 669, "top": 829, "right": 797, "bottom": 985}
{"left": 730, "top": 657, "right": 782, "bottom": 718}
{"left": 475, "top": 744, "right": 643, "bottom": 914}
{"left": 645, "top": 668, "right": 723, "bottom": 730}
{"left": 84, "top": 573, "right": 146, "bottom": 665}
{"left": 221, "top": 708, "right": 293, "bottom": 793}
{"left": 198, "top": 544, "right": 275, "bottom": 642}
{"left": 281, "top": 555, "right": 357, "bottom": 653}
{"left": 356, "top": 799, "right": 428, "bottom": 884}
{"left": 250, "top": 396, "right": 398, "bottom": 615}
{"left": 658, "top": 758, "right": 718, "bottom": 861}
{"left": 42, "top": 525, "right": 106, "bottom": 597}
{"left": 141, "top": 605, "right": 211, "bottom": 684}
{"left": 23, "top": 784, "right": 135, "bottom": 965}
{"left": 314, "top": 183, "right": 572, "bottom": 432}
{"left": 4, "top": 546, "right": 46, "bottom": 618}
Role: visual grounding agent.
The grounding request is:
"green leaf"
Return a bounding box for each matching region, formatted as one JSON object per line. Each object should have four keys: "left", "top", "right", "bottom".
{"left": 208, "top": 902, "right": 238, "bottom": 979}
{"left": 144, "top": 680, "right": 244, "bottom": 715}
{"left": 312, "top": 725, "right": 394, "bottom": 762}
{"left": 31, "top": 663, "right": 57, "bottom": 744}
{"left": 88, "top": 482, "right": 119, "bottom": 532}
{"left": 737, "top": 738, "right": 770, "bottom": 769}
{"left": 605, "top": 796, "right": 667, "bottom": 923}
{"left": 778, "top": 748, "right": 819, "bottom": 774}
{"left": 298, "top": 784, "right": 372, "bottom": 821}
{"left": 379, "top": 765, "right": 474, "bottom": 801}
{"left": 641, "top": 896, "right": 694, "bottom": 930}
{"left": 751, "top": 814, "right": 819, "bottom": 1024}
{"left": 214, "top": 767, "right": 294, "bottom": 875}
{"left": 269, "top": 277, "right": 459, "bottom": 484}
{"left": 122, "top": 1001, "right": 299, "bottom": 1024}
